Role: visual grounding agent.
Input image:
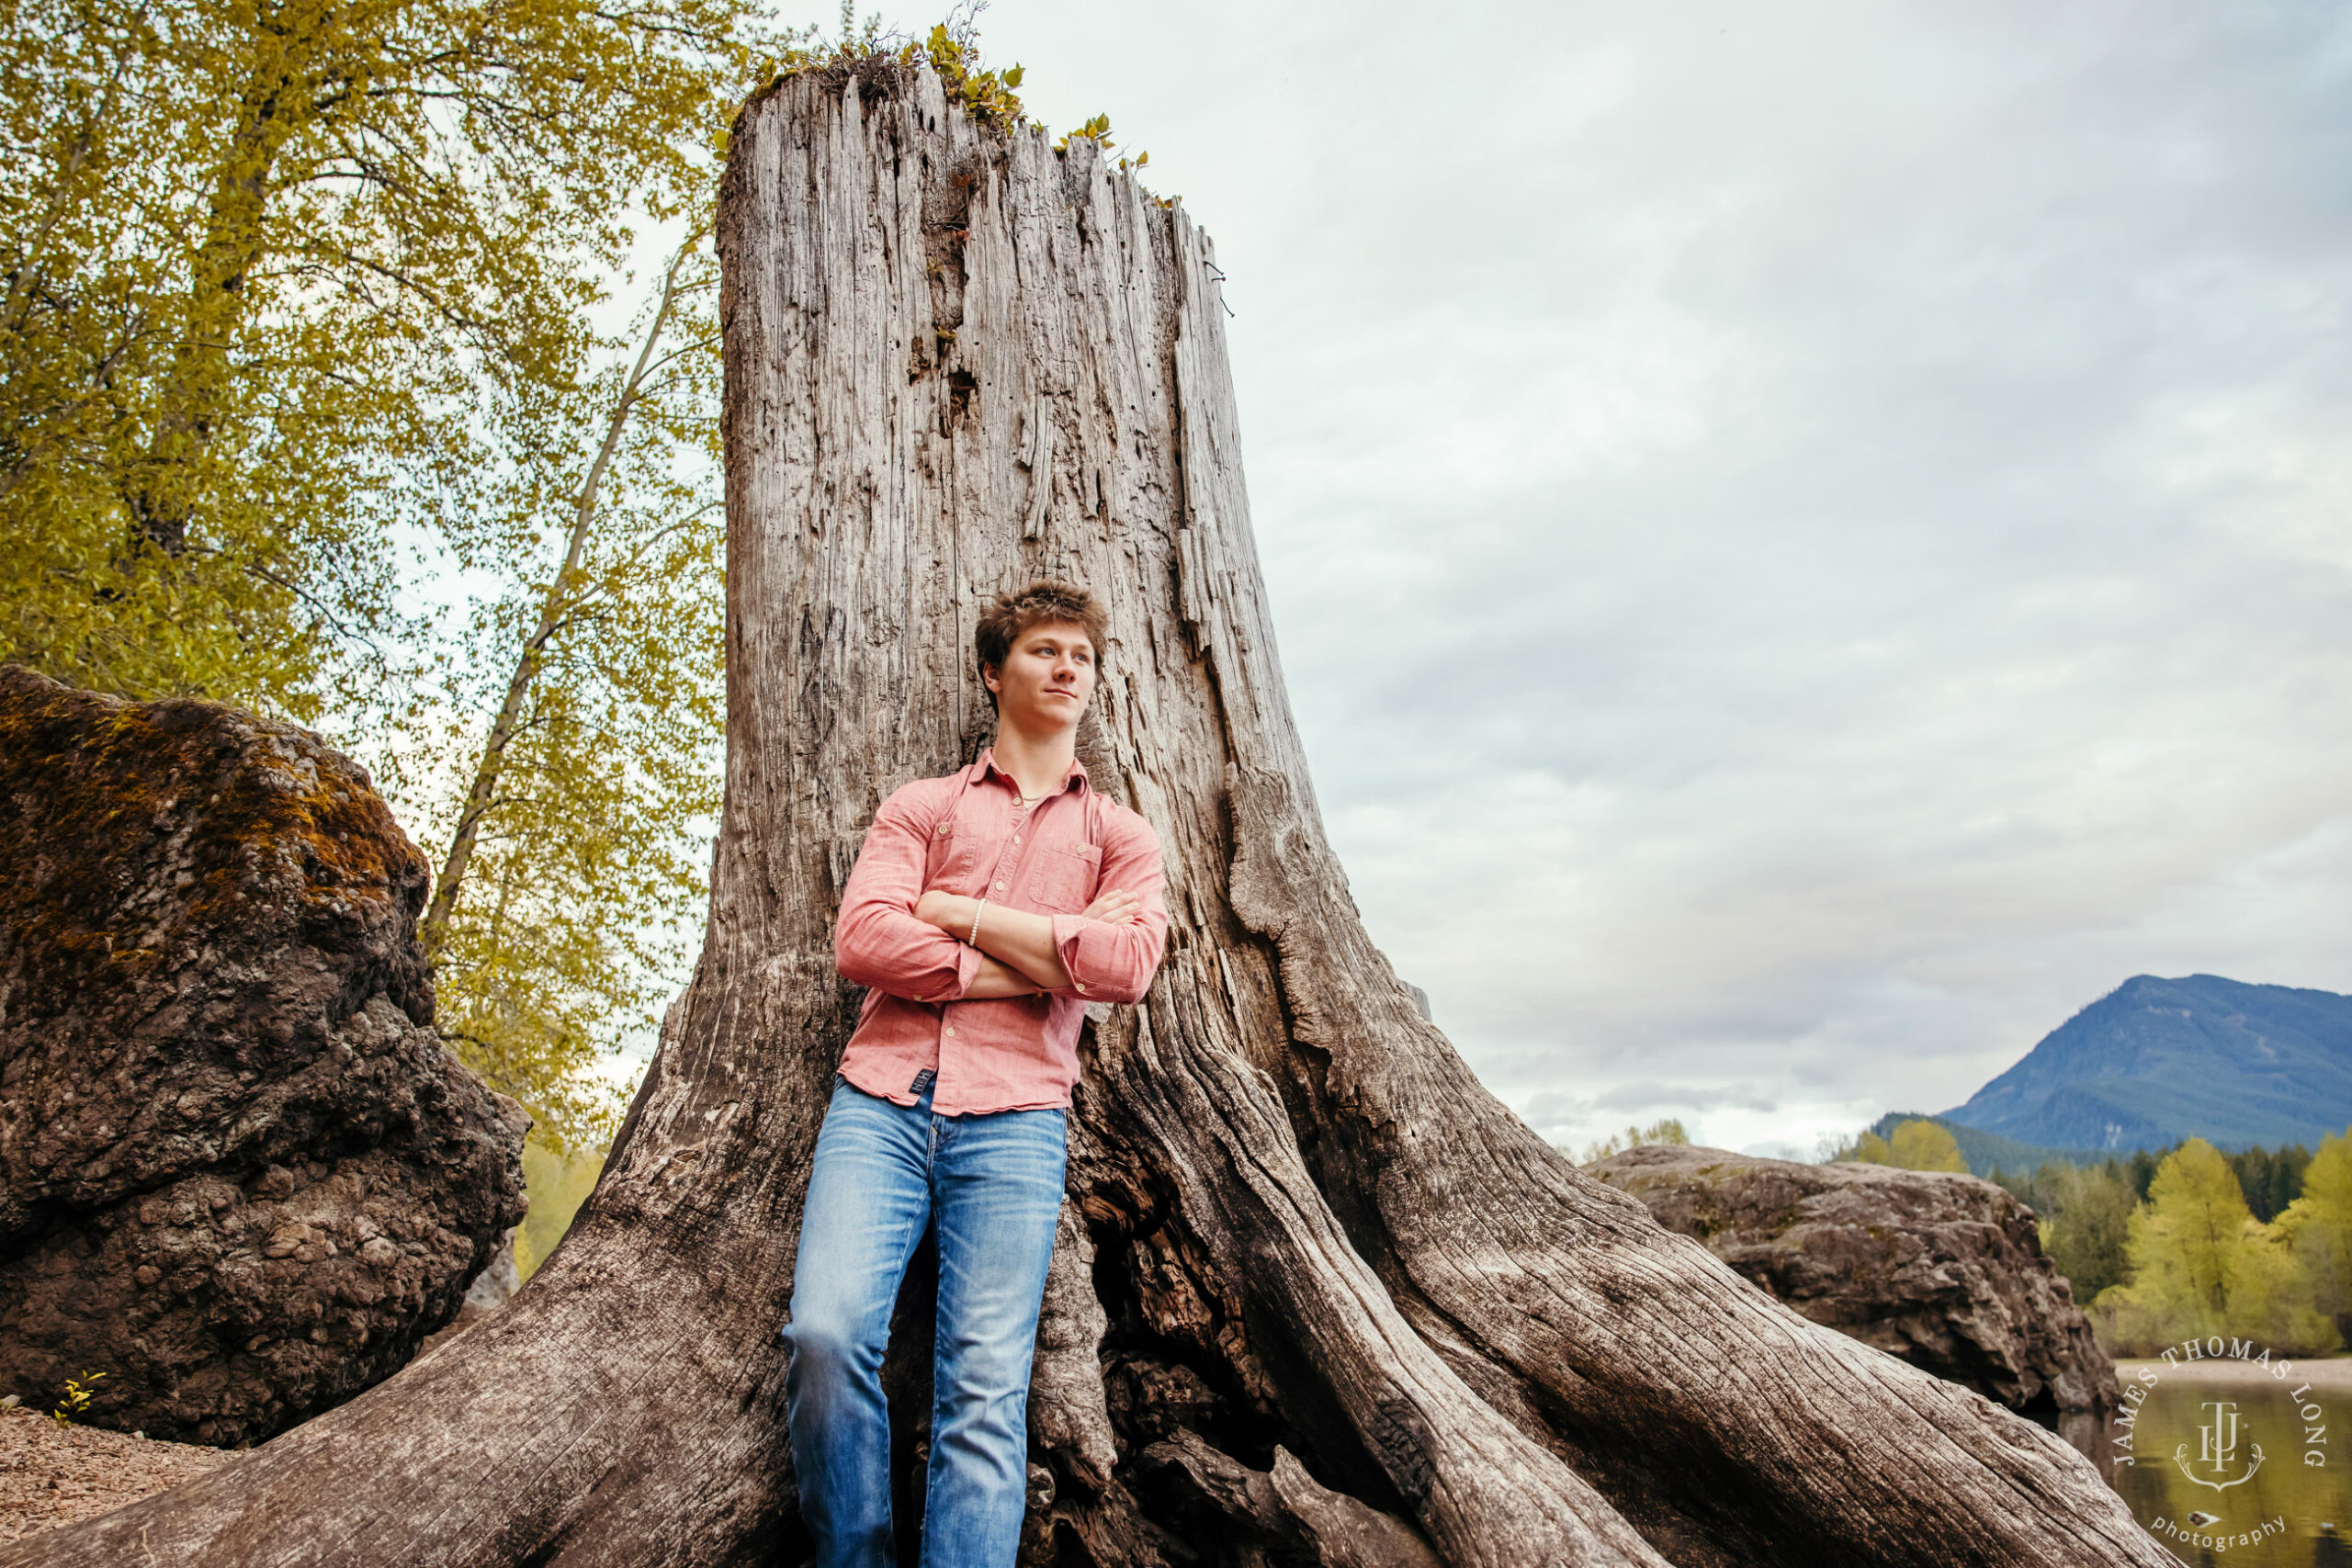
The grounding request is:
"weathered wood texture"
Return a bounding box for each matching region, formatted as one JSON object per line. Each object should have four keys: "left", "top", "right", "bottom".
{"left": 4, "top": 57, "right": 2171, "bottom": 1567}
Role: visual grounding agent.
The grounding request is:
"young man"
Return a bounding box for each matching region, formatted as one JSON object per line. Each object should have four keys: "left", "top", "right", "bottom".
{"left": 785, "top": 580, "right": 1168, "bottom": 1568}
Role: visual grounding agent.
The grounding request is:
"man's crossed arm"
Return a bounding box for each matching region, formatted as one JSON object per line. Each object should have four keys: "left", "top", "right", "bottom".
{"left": 835, "top": 790, "right": 1166, "bottom": 1006}
{"left": 912, "top": 888, "right": 1144, "bottom": 997}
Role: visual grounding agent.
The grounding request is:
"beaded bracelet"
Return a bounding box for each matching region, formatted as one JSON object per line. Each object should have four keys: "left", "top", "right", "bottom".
{"left": 968, "top": 897, "right": 988, "bottom": 945}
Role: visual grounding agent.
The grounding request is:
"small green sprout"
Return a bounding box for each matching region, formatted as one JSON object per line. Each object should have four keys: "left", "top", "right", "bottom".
{"left": 51, "top": 1371, "right": 107, "bottom": 1427}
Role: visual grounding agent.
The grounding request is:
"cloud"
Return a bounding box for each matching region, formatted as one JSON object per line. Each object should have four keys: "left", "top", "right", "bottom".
{"left": 972, "top": 2, "right": 2352, "bottom": 1155}
{"left": 1590, "top": 1083, "right": 1781, "bottom": 1114}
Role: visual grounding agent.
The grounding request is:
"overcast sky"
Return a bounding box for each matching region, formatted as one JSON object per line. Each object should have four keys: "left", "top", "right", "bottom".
{"left": 805, "top": 2, "right": 2352, "bottom": 1156}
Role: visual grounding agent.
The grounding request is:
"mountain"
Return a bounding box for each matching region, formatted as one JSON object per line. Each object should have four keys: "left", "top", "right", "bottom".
{"left": 1941, "top": 974, "right": 2352, "bottom": 1155}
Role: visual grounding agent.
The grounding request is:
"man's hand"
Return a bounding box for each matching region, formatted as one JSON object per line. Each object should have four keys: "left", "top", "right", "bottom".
{"left": 1082, "top": 888, "right": 1143, "bottom": 926}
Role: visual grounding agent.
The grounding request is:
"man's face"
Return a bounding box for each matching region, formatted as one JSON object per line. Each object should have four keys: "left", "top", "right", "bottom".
{"left": 988, "top": 617, "right": 1098, "bottom": 735}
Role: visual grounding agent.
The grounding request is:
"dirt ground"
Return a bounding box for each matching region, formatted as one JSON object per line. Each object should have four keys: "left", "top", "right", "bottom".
{"left": 0, "top": 1401, "right": 231, "bottom": 1542}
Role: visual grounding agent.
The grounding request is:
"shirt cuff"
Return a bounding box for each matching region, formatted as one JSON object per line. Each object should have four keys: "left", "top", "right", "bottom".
{"left": 948, "top": 938, "right": 985, "bottom": 999}
{"left": 1049, "top": 914, "right": 1092, "bottom": 995}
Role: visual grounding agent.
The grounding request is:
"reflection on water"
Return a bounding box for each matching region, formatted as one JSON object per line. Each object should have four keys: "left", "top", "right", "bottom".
{"left": 2047, "top": 1359, "right": 2352, "bottom": 1566}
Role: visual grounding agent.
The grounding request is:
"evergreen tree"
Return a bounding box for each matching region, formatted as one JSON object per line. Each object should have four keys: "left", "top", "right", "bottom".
{"left": 2228, "top": 1144, "right": 2309, "bottom": 1222}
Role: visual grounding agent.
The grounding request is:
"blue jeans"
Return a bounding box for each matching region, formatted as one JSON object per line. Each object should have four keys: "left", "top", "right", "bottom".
{"left": 784, "top": 1077, "right": 1069, "bottom": 1568}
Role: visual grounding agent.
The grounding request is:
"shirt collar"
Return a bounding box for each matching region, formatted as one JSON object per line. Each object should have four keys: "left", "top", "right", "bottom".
{"left": 973, "top": 746, "right": 1089, "bottom": 796}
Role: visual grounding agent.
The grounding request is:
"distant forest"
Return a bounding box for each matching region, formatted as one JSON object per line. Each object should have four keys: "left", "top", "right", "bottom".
{"left": 1842, "top": 1119, "right": 2350, "bottom": 1355}
{"left": 1997, "top": 1141, "right": 2312, "bottom": 1224}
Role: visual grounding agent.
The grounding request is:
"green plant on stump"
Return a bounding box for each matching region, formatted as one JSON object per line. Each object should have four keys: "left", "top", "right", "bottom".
{"left": 770, "top": 8, "right": 1029, "bottom": 132}
{"left": 51, "top": 1370, "right": 105, "bottom": 1427}
{"left": 1056, "top": 112, "right": 1113, "bottom": 152}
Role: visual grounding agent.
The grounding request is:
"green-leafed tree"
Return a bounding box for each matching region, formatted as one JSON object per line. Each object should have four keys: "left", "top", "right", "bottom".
{"left": 1838, "top": 1117, "right": 1971, "bottom": 1172}
{"left": 2273, "top": 1127, "right": 2352, "bottom": 1343}
{"left": 1, "top": 0, "right": 763, "bottom": 722}
{"left": 2032, "top": 1159, "right": 2133, "bottom": 1302}
{"left": 402, "top": 233, "right": 727, "bottom": 1148}
{"left": 4, "top": 0, "right": 773, "bottom": 1142}
{"left": 1888, "top": 1119, "right": 1968, "bottom": 1173}
{"left": 2101, "top": 1139, "right": 2243, "bottom": 1340}
{"left": 1826, "top": 1120, "right": 1964, "bottom": 1171}
{"left": 1577, "top": 1116, "right": 1690, "bottom": 1164}
{"left": 514, "top": 1134, "right": 608, "bottom": 1281}
{"left": 2095, "top": 1137, "right": 2336, "bottom": 1355}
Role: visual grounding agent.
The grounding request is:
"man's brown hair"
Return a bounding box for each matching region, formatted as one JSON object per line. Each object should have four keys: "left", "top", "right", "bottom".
{"left": 976, "top": 580, "right": 1108, "bottom": 701}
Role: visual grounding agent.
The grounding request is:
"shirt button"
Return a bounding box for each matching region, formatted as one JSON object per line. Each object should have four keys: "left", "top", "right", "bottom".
{"left": 993, "top": 880, "right": 1005, "bottom": 890}
{"left": 1013, "top": 834, "right": 1022, "bottom": 843}
{"left": 945, "top": 1027, "right": 956, "bottom": 1037}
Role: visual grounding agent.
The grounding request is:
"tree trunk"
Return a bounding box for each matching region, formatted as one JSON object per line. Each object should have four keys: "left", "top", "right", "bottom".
{"left": 3, "top": 55, "right": 2169, "bottom": 1568}
{"left": 419, "top": 232, "right": 699, "bottom": 962}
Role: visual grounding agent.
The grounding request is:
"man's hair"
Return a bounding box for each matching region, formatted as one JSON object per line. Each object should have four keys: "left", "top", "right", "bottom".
{"left": 976, "top": 580, "right": 1108, "bottom": 696}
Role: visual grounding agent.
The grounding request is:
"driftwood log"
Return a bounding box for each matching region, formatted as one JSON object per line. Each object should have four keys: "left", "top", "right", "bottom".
{"left": 4, "top": 54, "right": 2170, "bottom": 1568}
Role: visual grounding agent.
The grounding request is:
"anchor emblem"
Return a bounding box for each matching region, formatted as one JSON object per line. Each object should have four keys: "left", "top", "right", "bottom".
{"left": 2174, "top": 1400, "right": 2265, "bottom": 1492}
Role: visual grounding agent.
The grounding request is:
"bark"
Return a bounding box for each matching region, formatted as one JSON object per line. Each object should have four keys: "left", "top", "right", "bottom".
{"left": 5, "top": 56, "right": 2170, "bottom": 1567}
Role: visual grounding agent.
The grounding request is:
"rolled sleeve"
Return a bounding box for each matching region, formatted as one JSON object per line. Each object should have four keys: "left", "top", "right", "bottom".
{"left": 835, "top": 790, "right": 982, "bottom": 1003}
{"left": 1047, "top": 816, "right": 1168, "bottom": 1004}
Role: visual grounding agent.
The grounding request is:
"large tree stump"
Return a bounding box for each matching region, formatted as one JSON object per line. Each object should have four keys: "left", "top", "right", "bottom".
{"left": 3, "top": 54, "right": 2170, "bottom": 1567}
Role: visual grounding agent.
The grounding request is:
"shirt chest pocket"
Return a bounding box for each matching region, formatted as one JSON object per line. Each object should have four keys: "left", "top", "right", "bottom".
{"left": 926, "top": 819, "right": 967, "bottom": 884}
{"left": 1027, "top": 841, "right": 1101, "bottom": 913}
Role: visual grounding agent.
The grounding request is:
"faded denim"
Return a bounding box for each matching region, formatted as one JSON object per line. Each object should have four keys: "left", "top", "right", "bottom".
{"left": 783, "top": 1076, "right": 1067, "bottom": 1568}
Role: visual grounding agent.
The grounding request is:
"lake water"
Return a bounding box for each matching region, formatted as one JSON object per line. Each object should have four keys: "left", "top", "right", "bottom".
{"left": 2072, "top": 1358, "right": 2352, "bottom": 1566}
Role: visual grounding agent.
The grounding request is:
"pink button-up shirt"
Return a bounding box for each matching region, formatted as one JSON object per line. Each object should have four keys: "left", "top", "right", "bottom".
{"left": 832, "top": 749, "right": 1168, "bottom": 1115}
